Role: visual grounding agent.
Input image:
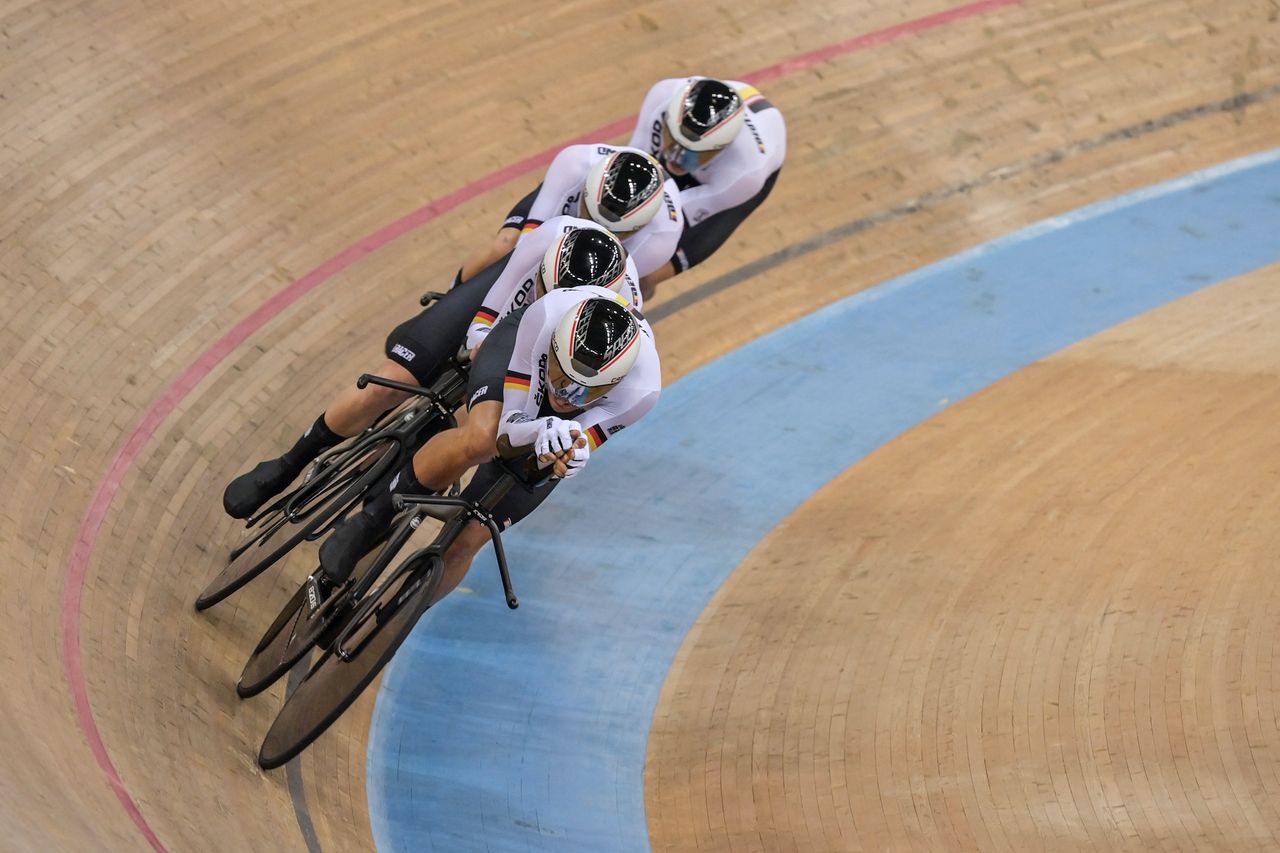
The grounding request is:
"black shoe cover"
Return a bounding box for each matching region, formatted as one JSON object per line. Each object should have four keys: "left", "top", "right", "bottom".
{"left": 222, "top": 457, "right": 303, "bottom": 519}
{"left": 319, "top": 512, "right": 382, "bottom": 585}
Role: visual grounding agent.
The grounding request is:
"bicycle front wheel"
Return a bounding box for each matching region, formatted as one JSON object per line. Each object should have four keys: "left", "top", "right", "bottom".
{"left": 236, "top": 582, "right": 335, "bottom": 698}
{"left": 257, "top": 553, "right": 444, "bottom": 769}
{"left": 236, "top": 522, "right": 400, "bottom": 698}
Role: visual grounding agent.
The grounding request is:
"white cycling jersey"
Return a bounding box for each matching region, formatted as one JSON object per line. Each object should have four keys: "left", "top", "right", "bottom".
{"left": 519, "top": 143, "right": 684, "bottom": 279}
{"left": 628, "top": 78, "right": 787, "bottom": 227}
{"left": 498, "top": 286, "right": 660, "bottom": 453}
{"left": 466, "top": 216, "right": 642, "bottom": 352}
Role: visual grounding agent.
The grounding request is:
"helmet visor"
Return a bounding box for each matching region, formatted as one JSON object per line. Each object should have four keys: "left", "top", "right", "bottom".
{"left": 579, "top": 199, "right": 639, "bottom": 235}
{"left": 547, "top": 349, "right": 613, "bottom": 407}
{"left": 660, "top": 139, "right": 703, "bottom": 174}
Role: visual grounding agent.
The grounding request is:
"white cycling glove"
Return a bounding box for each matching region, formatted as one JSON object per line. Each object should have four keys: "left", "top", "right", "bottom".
{"left": 534, "top": 418, "right": 581, "bottom": 458}
{"left": 560, "top": 442, "right": 590, "bottom": 479}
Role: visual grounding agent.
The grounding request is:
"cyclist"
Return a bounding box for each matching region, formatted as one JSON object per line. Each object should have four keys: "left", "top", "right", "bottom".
{"left": 627, "top": 76, "right": 786, "bottom": 299}
{"left": 311, "top": 288, "right": 660, "bottom": 605}
{"left": 465, "top": 216, "right": 642, "bottom": 355}
{"left": 222, "top": 174, "right": 654, "bottom": 521}
{"left": 459, "top": 145, "right": 684, "bottom": 285}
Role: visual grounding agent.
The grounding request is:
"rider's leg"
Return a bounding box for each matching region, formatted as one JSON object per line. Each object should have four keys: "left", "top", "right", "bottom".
{"left": 318, "top": 402, "right": 502, "bottom": 582}
{"left": 459, "top": 226, "right": 520, "bottom": 283}
{"left": 310, "top": 519, "right": 489, "bottom": 618}
{"left": 318, "top": 302, "right": 525, "bottom": 580}
{"left": 322, "top": 359, "right": 418, "bottom": 436}
{"left": 365, "top": 296, "right": 519, "bottom": 521}
{"left": 458, "top": 181, "right": 539, "bottom": 282}
{"left": 429, "top": 521, "right": 492, "bottom": 606}
{"left": 224, "top": 258, "right": 510, "bottom": 520}
{"left": 222, "top": 359, "right": 419, "bottom": 519}
{"left": 639, "top": 260, "right": 677, "bottom": 302}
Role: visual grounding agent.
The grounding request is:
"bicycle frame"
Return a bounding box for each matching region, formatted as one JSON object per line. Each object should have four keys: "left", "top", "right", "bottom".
{"left": 281, "top": 356, "right": 473, "bottom": 539}
{"left": 331, "top": 454, "right": 548, "bottom": 661}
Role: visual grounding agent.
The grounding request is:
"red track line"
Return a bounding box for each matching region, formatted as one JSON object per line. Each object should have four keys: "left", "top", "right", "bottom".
{"left": 57, "top": 1, "right": 1027, "bottom": 848}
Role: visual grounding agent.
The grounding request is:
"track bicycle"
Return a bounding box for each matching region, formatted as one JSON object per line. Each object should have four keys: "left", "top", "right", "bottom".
{"left": 252, "top": 441, "right": 544, "bottom": 769}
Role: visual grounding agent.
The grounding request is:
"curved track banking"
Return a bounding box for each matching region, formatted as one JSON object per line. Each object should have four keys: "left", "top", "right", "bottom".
{"left": 646, "top": 260, "right": 1280, "bottom": 851}
{"left": 2, "top": 0, "right": 1278, "bottom": 850}
{"left": 371, "top": 152, "right": 1280, "bottom": 850}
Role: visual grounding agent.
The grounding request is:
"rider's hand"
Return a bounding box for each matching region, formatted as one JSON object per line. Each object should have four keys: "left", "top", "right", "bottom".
{"left": 535, "top": 419, "right": 581, "bottom": 461}
{"left": 560, "top": 440, "right": 590, "bottom": 480}
{"left": 542, "top": 432, "right": 585, "bottom": 477}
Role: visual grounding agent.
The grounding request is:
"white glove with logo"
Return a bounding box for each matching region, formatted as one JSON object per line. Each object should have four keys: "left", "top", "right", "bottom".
{"left": 560, "top": 442, "right": 590, "bottom": 479}
{"left": 534, "top": 418, "right": 581, "bottom": 458}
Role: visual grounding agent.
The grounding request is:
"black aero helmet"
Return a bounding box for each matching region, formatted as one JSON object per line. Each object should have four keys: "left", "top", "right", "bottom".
{"left": 666, "top": 78, "right": 745, "bottom": 151}
{"left": 584, "top": 150, "right": 664, "bottom": 232}
{"left": 551, "top": 296, "right": 641, "bottom": 389}
{"left": 540, "top": 227, "right": 627, "bottom": 294}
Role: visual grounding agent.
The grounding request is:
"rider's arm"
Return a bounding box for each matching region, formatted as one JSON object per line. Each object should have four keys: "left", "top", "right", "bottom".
{"left": 570, "top": 327, "right": 662, "bottom": 451}
{"left": 574, "top": 387, "right": 660, "bottom": 450}
{"left": 620, "top": 256, "right": 644, "bottom": 310}
{"left": 626, "top": 80, "right": 676, "bottom": 154}
{"left": 521, "top": 146, "right": 591, "bottom": 234}
{"left": 622, "top": 183, "right": 684, "bottom": 278}
{"left": 496, "top": 297, "right": 557, "bottom": 448}
{"left": 465, "top": 230, "right": 548, "bottom": 351}
{"left": 677, "top": 166, "right": 767, "bottom": 228}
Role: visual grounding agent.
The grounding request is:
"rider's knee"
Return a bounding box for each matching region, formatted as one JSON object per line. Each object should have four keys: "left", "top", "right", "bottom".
{"left": 359, "top": 383, "right": 408, "bottom": 418}
{"left": 493, "top": 227, "right": 520, "bottom": 255}
{"left": 456, "top": 402, "right": 499, "bottom": 463}
{"left": 362, "top": 362, "right": 416, "bottom": 407}
{"left": 458, "top": 420, "right": 497, "bottom": 464}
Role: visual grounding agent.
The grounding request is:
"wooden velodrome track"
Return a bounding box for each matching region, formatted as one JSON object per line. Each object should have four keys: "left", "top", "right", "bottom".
{"left": 3, "top": 0, "right": 1279, "bottom": 850}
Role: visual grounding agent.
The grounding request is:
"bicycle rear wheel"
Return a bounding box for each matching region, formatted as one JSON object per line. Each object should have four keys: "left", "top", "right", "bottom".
{"left": 257, "top": 553, "right": 443, "bottom": 769}
{"left": 194, "top": 441, "right": 395, "bottom": 611}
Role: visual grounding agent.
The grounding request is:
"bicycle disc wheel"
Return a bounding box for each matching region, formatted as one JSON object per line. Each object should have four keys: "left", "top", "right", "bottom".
{"left": 257, "top": 553, "right": 443, "bottom": 769}
{"left": 194, "top": 441, "right": 395, "bottom": 610}
{"left": 236, "top": 534, "right": 392, "bottom": 697}
{"left": 236, "top": 584, "right": 328, "bottom": 698}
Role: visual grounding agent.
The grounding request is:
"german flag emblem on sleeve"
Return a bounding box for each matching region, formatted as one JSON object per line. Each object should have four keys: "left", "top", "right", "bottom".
{"left": 504, "top": 371, "right": 531, "bottom": 393}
